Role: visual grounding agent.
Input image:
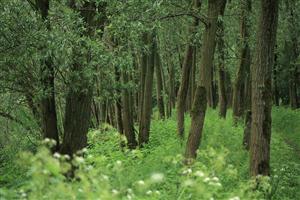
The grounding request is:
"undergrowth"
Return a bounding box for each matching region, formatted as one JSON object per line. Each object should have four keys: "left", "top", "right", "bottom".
{"left": 0, "top": 108, "right": 299, "bottom": 199}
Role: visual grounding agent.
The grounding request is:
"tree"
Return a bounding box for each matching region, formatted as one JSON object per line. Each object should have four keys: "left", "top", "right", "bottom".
{"left": 217, "top": 0, "right": 227, "bottom": 118}
{"left": 232, "top": 0, "right": 252, "bottom": 122}
{"left": 60, "top": 1, "right": 106, "bottom": 155}
{"left": 176, "top": 0, "right": 201, "bottom": 138}
{"left": 122, "top": 69, "right": 138, "bottom": 149}
{"left": 138, "top": 32, "right": 156, "bottom": 145}
{"left": 155, "top": 47, "right": 165, "bottom": 119}
{"left": 249, "top": 0, "right": 279, "bottom": 176}
{"left": 35, "top": 0, "right": 60, "bottom": 151}
{"left": 185, "top": 0, "right": 223, "bottom": 160}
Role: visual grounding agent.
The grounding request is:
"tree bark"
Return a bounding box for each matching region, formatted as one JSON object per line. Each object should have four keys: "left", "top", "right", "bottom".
{"left": 273, "top": 48, "right": 280, "bottom": 106}
{"left": 60, "top": 1, "right": 105, "bottom": 155}
{"left": 36, "top": 0, "right": 59, "bottom": 151}
{"left": 167, "top": 57, "right": 176, "bottom": 117}
{"left": 249, "top": 0, "right": 279, "bottom": 176}
{"left": 155, "top": 49, "right": 165, "bottom": 119}
{"left": 217, "top": 0, "right": 227, "bottom": 118}
{"left": 185, "top": 0, "right": 222, "bottom": 160}
{"left": 114, "top": 67, "right": 124, "bottom": 135}
{"left": 138, "top": 32, "right": 155, "bottom": 145}
{"left": 176, "top": 0, "right": 201, "bottom": 138}
{"left": 138, "top": 34, "right": 148, "bottom": 123}
{"left": 285, "top": 0, "right": 299, "bottom": 109}
{"left": 121, "top": 70, "right": 138, "bottom": 149}
{"left": 232, "top": 0, "right": 252, "bottom": 122}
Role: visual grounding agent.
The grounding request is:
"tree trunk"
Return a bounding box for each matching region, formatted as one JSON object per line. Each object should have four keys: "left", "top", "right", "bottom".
{"left": 168, "top": 58, "right": 176, "bottom": 117}
{"left": 185, "top": 0, "right": 221, "bottom": 160}
{"left": 176, "top": 0, "right": 201, "bottom": 138}
{"left": 249, "top": 0, "right": 278, "bottom": 176}
{"left": 138, "top": 33, "right": 155, "bottom": 145}
{"left": 121, "top": 71, "right": 138, "bottom": 149}
{"left": 273, "top": 48, "right": 280, "bottom": 106}
{"left": 211, "top": 64, "right": 218, "bottom": 108}
{"left": 243, "top": 110, "right": 251, "bottom": 150}
{"left": 217, "top": 1, "right": 227, "bottom": 118}
{"left": 155, "top": 50, "right": 165, "bottom": 119}
{"left": 36, "top": 0, "right": 59, "bottom": 151}
{"left": 114, "top": 67, "right": 124, "bottom": 135}
{"left": 138, "top": 34, "right": 148, "bottom": 123}
{"left": 232, "top": 0, "right": 252, "bottom": 122}
{"left": 185, "top": 87, "right": 207, "bottom": 161}
{"left": 285, "top": 0, "right": 299, "bottom": 109}
{"left": 60, "top": 1, "right": 104, "bottom": 155}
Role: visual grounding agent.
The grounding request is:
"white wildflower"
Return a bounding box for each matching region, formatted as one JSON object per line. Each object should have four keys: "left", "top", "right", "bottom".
{"left": 127, "top": 194, "right": 132, "bottom": 200}
{"left": 44, "top": 138, "right": 50, "bottom": 143}
{"left": 209, "top": 182, "right": 222, "bottom": 187}
{"left": 64, "top": 154, "right": 71, "bottom": 160}
{"left": 204, "top": 177, "right": 210, "bottom": 182}
{"left": 86, "top": 165, "right": 93, "bottom": 171}
{"left": 53, "top": 152, "right": 61, "bottom": 159}
{"left": 21, "top": 192, "right": 27, "bottom": 198}
{"left": 194, "top": 170, "right": 205, "bottom": 177}
{"left": 102, "top": 175, "right": 109, "bottom": 181}
{"left": 137, "top": 180, "right": 145, "bottom": 186}
{"left": 116, "top": 160, "right": 122, "bottom": 166}
{"left": 75, "top": 156, "right": 84, "bottom": 164}
{"left": 150, "top": 173, "right": 164, "bottom": 183}
{"left": 183, "top": 179, "right": 194, "bottom": 187}
{"left": 182, "top": 168, "right": 192, "bottom": 175}
{"left": 212, "top": 177, "right": 219, "bottom": 182}
{"left": 146, "top": 190, "right": 153, "bottom": 195}
{"left": 127, "top": 188, "right": 133, "bottom": 194}
{"left": 155, "top": 190, "right": 161, "bottom": 195}
{"left": 229, "top": 196, "right": 240, "bottom": 200}
{"left": 81, "top": 148, "right": 88, "bottom": 153}
{"left": 112, "top": 189, "right": 119, "bottom": 195}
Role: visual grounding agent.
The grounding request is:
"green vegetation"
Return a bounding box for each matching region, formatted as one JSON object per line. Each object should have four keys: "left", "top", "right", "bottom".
{"left": 1, "top": 108, "right": 299, "bottom": 199}
{"left": 1, "top": 0, "right": 300, "bottom": 199}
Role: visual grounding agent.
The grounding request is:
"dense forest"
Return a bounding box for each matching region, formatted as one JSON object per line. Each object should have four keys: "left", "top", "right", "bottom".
{"left": 0, "top": 0, "right": 299, "bottom": 199}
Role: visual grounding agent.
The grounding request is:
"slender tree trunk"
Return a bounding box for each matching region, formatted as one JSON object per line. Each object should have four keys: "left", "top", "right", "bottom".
{"left": 114, "top": 67, "right": 124, "bottom": 134}
{"left": 138, "top": 32, "right": 155, "bottom": 145}
{"left": 217, "top": 1, "right": 227, "bottom": 118}
{"left": 36, "top": 0, "right": 59, "bottom": 151}
{"left": 155, "top": 50, "right": 165, "bottom": 119}
{"left": 289, "top": 68, "right": 299, "bottom": 109}
{"left": 138, "top": 34, "right": 148, "bottom": 123}
{"left": 226, "top": 71, "right": 232, "bottom": 108}
{"left": 177, "top": 0, "right": 201, "bottom": 138}
{"left": 121, "top": 70, "right": 138, "bottom": 149}
{"left": 232, "top": 0, "right": 252, "bottom": 122}
{"left": 187, "top": 47, "right": 197, "bottom": 112}
{"left": 285, "top": 0, "right": 299, "bottom": 109}
{"left": 185, "top": 0, "right": 221, "bottom": 160}
{"left": 273, "top": 48, "right": 280, "bottom": 106}
{"left": 185, "top": 87, "right": 207, "bottom": 160}
{"left": 168, "top": 57, "right": 176, "bottom": 117}
{"left": 249, "top": 0, "right": 278, "bottom": 176}
{"left": 243, "top": 110, "right": 251, "bottom": 150}
{"left": 211, "top": 65, "right": 218, "bottom": 108}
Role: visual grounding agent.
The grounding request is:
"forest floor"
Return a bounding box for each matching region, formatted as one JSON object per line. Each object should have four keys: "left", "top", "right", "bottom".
{"left": 0, "top": 108, "right": 299, "bottom": 200}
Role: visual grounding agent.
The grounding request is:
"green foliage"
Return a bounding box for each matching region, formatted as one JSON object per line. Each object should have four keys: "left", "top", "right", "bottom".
{"left": 1, "top": 108, "right": 299, "bottom": 199}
